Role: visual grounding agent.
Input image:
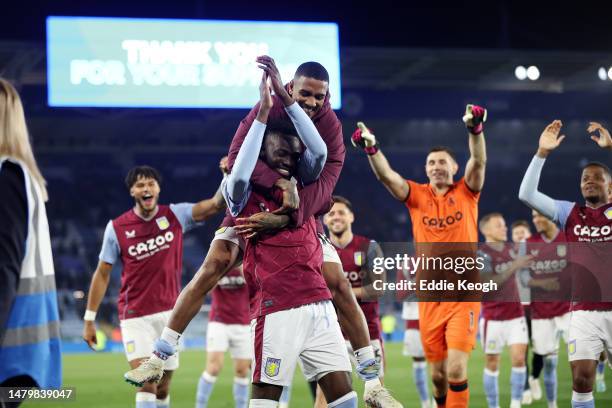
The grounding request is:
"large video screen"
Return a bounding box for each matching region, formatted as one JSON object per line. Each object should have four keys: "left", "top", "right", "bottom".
{"left": 46, "top": 17, "right": 341, "bottom": 109}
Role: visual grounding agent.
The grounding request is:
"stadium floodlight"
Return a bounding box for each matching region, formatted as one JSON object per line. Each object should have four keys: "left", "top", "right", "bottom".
{"left": 608, "top": 67, "right": 612, "bottom": 81}
{"left": 515, "top": 65, "right": 527, "bottom": 80}
{"left": 598, "top": 67, "right": 608, "bottom": 81}
{"left": 526, "top": 65, "right": 540, "bottom": 81}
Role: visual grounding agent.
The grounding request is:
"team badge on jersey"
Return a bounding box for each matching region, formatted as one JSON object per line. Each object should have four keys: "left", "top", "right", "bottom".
{"left": 556, "top": 244, "right": 567, "bottom": 257}
{"left": 354, "top": 251, "right": 364, "bottom": 266}
{"left": 264, "top": 357, "right": 281, "bottom": 377}
{"left": 156, "top": 216, "right": 170, "bottom": 230}
{"left": 605, "top": 207, "right": 612, "bottom": 220}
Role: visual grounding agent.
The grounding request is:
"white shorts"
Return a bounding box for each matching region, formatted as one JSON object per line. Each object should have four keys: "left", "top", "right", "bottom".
{"left": 346, "top": 338, "right": 385, "bottom": 378}
{"left": 206, "top": 321, "right": 252, "bottom": 360}
{"left": 403, "top": 329, "right": 425, "bottom": 358}
{"left": 251, "top": 300, "right": 351, "bottom": 386}
{"left": 212, "top": 226, "right": 245, "bottom": 252}
{"left": 480, "top": 316, "right": 529, "bottom": 355}
{"left": 318, "top": 233, "right": 341, "bottom": 264}
{"left": 532, "top": 313, "right": 570, "bottom": 355}
{"left": 120, "top": 310, "right": 179, "bottom": 370}
{"left": 568, "top": 310, "right": 612, "bottom": 362}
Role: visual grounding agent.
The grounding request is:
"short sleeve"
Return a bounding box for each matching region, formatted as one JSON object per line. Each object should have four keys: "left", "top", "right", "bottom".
{"left": 99, "top": 221, "right": 120, "bottom": 264}
{"left": 170, "top": 203, "right": 201, "bottom": 233}
{"left": 460, "top": 177, "right": 480, "bottom": 201}
{"left": 404, "top": 180, "right": 420, "bottom": 208}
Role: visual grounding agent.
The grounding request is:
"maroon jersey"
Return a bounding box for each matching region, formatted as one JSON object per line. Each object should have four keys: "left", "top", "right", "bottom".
{"left": 333, "top": 234, "right": 381, "bottom": 341}
{"left": 112, "top": 205, "right": 184, "bottom": 320}
{"left": 210, "top": 268, "right": 250, "bottom": 325}
{"left": 480, "top": 243, "right": 525, "bottom": 320}
{"left": 240, "top": 190, "right": 331, "bottom": 320}
{"left": 527, "top": 231, "right": 571, "bottom": 319}
{"left": 563, "top": 202, "right": 612, "bottom": 311}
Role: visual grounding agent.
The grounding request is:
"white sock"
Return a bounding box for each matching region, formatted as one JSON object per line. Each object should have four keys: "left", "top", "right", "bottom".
{"left": 249, "top": 399, "right": 278, "bottom": 407}
{"left": 136, "top": 392, "right": 156, "bottom": 408}
{"left": 354, "top": 345, "right": 375, "bottom": 365}
{"left": 572, "top": 391, "right": 594, "bottom": 402}
{"left": 160, "top": 327, "right": 181, "bottom": 347}
{"left": 156, "top": 395, "right": 169, "bottom": 407}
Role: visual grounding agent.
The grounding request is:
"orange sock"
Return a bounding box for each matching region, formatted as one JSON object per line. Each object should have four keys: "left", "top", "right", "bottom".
{"left": 447, "top": 380, "right": 469, "bottom": 408}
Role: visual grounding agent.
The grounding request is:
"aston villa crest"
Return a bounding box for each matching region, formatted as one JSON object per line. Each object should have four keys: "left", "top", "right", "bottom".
{"left": 156, "top": 216, "right": 170, "bottom": 230}
{"left": 264, "top": 357, "right": 281, "bottom": 377}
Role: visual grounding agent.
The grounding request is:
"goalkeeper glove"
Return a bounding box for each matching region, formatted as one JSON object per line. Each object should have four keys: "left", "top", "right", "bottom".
{"left": 462, "top": 104, "right": 487, "bottom": 135}
{"left": 351, "top": 121, "right": 379, "bottom": 155}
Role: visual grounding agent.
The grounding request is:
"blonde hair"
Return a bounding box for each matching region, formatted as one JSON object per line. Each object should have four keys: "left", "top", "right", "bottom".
{"left": 0, "top": 78, "right": 48, "bottom": 200}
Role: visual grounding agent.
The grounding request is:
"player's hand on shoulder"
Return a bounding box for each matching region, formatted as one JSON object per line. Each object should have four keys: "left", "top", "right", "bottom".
{"left": 587, "top": 122, "right": 612, "bottom": 150}
{"left": 538, "top": 120, "right": 565, "bottom": 155}
{"left": 351, "top": 121, "right": 379, "bottom": 155}
{"left": 82, "top": 321, "right": 98, "bottom": 351}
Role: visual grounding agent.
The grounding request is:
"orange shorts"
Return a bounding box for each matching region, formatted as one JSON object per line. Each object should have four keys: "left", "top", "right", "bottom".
{"left": 418, "top": 301, "right": 480, "bottom": 362}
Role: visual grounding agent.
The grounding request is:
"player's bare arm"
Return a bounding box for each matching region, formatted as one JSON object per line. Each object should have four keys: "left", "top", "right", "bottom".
{"left": 82, "top": 260, "right": 113, "bottom": 350}
{"left": 191, "top": 157, "right": 229, "bottom": 222}
{"left": 462, "top": 105, "right": 488, "bottom": 192}
{"left": 352, "top": 122, "right": 410, "bottom": 201}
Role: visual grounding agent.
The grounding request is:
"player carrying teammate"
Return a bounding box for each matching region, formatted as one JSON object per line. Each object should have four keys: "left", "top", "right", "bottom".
{"left": 126, "top": 57, "right": 397, "bottom": 407}
{"left": 478, "top": 212, "right": 532, "bottom": 408}
{"left": 196, "top": 266, "right": 251, "bottom": 408}
{"left": 225, "top": 72, "right": 356, "bottom": 407}
{"left": 82, "top": 165, "right": 226, "bottom": 408}
{"left": 352, "top": 104, "right": 488, "bottom": 407}
{"left": 323, "top": 195, "right": 402, "bottom": 407}
{"left": 518, "top": 120, "right": 612, "bottom": 408}
{"left": 523, "top": 209, "right": 570, "bottom": 408}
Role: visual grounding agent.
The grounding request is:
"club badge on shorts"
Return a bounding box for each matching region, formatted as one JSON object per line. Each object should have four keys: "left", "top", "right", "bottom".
{"left": 568, "top": 339, "right": 577, "bottom": 355}
{"left": 156, "top": 216, "right": 170, "bottom": 230}
{"left": 486, "top": 340, "right": 497, "bottom": 352}
{"left": 126, "top": 340, "right": 135, "bottom": 354}
{"left": 264, "top": 357, "right": 281, "bottom": 377}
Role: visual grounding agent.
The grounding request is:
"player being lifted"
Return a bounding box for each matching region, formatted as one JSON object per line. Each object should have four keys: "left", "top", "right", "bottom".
{"left": 82, "top": 165, "right": 226, "bottom": 408}
{"left": 195, "top": 265, "right": 251, "bottom": 408}
{"left": 224, "top": 72, "right": 357, "bottom": 407}
{"left": 352, "top": 104, "right": 488, "bottom": 408}
{"left": 125, "top": 57, "right": 400, "bottom": 407}
{"left": 323, "top": 195, "right": 402, "bottom": 407}
{"left": 519, "top": 120, "right": 612, "bottom": 408}
{"left": 478, "top": 213, "right": 532, "bottom": 408}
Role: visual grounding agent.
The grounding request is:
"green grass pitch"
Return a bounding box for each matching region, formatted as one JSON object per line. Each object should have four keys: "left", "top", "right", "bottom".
{"left": 23, "top": 342, "right": 611, "bottom": 407}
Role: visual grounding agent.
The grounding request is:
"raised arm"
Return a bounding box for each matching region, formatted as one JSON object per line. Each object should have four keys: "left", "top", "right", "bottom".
{"left": 462, "top": 105, "right": 488, "bottom": 192}
{"left": 224, "top": 74, "right": 273, "bottom": 216}
{"left": 518, "top": 120, "right": 568, "bottom": 222}
{"left": 257, "top": 55, "right": 327, "bottom": 184}
{"left": 352, "top": 122, "right": 409, "bottom": 202}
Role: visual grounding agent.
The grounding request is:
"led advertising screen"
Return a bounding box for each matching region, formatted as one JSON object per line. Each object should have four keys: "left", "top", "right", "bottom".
{"left": 46, "top": 17, "right": 341, "bottom": 109}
